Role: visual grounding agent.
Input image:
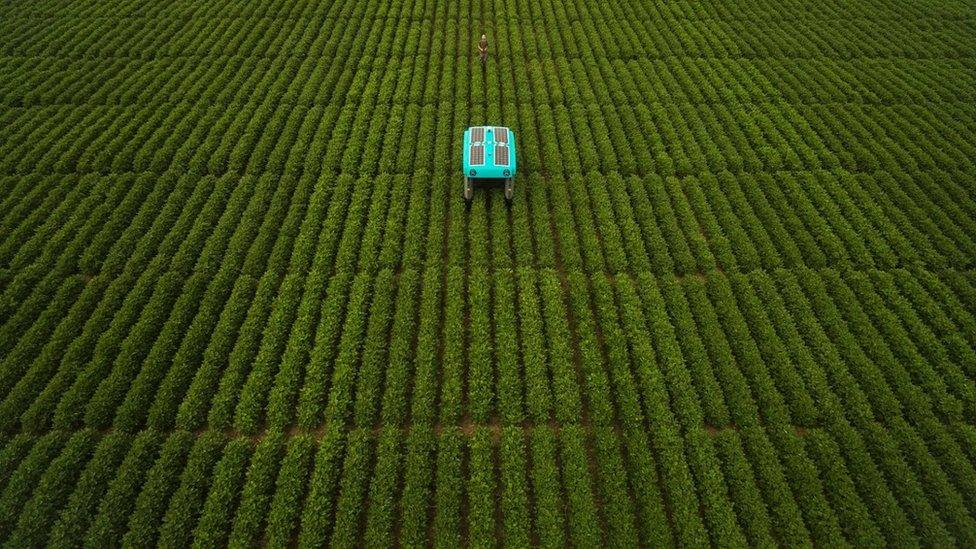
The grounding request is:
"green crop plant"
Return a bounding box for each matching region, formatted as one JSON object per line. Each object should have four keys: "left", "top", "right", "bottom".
{"left": 0, "top": 0, "right": 974, "bottom": 545}
{"left": 190, "top": 439, "right": 253, "bottom": 549}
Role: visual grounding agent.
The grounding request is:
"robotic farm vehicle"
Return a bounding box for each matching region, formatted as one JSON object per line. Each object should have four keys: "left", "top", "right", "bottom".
{"left": 462, "top": 126, "right": 517, "bottom": 205}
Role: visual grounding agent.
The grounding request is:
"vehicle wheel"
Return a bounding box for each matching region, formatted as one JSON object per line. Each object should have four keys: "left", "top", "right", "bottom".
{"left": 463, "top": 176, "right": 474, "bottom": 202}
{"left": 504, "top": 178, "right": 514, "bottom": 202}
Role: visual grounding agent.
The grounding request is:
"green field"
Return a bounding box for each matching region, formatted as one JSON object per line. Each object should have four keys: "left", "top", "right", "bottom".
{"left": 2, "top": 0, "right": 976, "bottom": 545}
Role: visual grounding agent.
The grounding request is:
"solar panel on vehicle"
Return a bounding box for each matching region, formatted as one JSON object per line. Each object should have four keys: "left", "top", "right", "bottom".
{"left": 470, "top": 144, "right": 485, "bottom": 165}
{"left": 495, "top": 144, "right": 509, "bottom": 165}
{"left": 494, "top": 127, "right": 508, "bottom": 143}
{"left": 471, "top": 127, "right": 485, "bottom": 142}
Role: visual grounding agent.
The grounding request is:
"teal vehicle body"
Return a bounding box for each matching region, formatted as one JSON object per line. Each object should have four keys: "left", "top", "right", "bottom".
{"left": 461, "top": 126, "right": 517, "bottom": 203}
{"left": 462, "top": 126, "right": 517, "bottom": 179}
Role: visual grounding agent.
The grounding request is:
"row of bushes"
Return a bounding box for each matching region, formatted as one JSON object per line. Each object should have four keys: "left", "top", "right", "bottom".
{"left": 7, "top": 0, "right": 971, "bottom": 61}
{"left": 7, "top": 255, "right": 975, "bottom": 449}
{"left": 2, "top": 401, "right": 974, "bottom": 547}
{"left": 5, "top": 87, "right": 974, "bottom": 179}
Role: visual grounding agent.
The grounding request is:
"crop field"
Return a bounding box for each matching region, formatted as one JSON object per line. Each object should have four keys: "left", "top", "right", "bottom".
{"left": 1, "top": 0, "right": 976, "bottom": 545}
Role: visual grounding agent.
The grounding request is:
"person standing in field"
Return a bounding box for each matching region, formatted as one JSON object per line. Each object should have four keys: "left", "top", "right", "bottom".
{"left": 478, "top": 34, "right": 488, "bottom": 64}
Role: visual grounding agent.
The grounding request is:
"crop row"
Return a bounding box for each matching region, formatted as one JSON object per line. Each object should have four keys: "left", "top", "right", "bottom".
{"left": 1, "top": 0, "right": 975, "bottom": 544}
{"left": 3, "top": 263, "right": 975, "bottom": 540}
{"left": 2, "top": 166, "right": 972, "bottom": 341}
{"left": 1, "top": 1, "right": 974, "bottom": 181}
{"left": 2, "top": 95, "right": 973, "bottom": 180}
{"left": 4, "top": 50, "right": 972, "bottom": 110}
{"left": 2, "top": 171, "right": 975, "bottom": 434}
{"left": 3, "top": 0, "right": 973, "bottom": 62}
{"left": 0, "top": 412, "right": 972, "bottom": 547}
{"left": 3, "top": 0, "right": 972, "bottom": 23}
{"left": 2, "top": 151, "right": 971, "bottom": 294}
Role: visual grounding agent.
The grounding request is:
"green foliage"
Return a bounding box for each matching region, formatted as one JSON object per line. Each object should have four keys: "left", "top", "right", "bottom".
{"left": 227, "top": 432, "right": 286, "bottom": 547}
{"left": 527, "top": 428, "right": 566, "bottom": 548}
{"left": 500, "top": 427, "right": 531, "bottom": 546}
{"left": 378, "top": 268, "right": 420, "bottom": 426}
{"left": 0, "top": 431, "right": 69, "bottom": 538}
{"left": 433, "top": 427, "right": 463, "bottom": 549}
{"left": 467, "top": 428, "right": 496, "bottom": 549}
{"left": 265, "top": 435, "right": 316, "bottom": 547}
{"left": 156, "top": 432, "right": 226, "bottom": 548}
{"left": 398, "top": 426, "right": 436, "bottom": 546}
{"left": 7, "top": 430, "right": 99, "bottom": 546}
{"left": 408, "top": 267, "right": 443, "bottom": 426}
{"left": 559, "top": 426, "right": 602, "bottom": 547}
{"left": 494, "top": 270, "right": 523, "bottom": 425}
{"left": 294, "top": 272, "right": 354, "bottom": 430}
{"left": 84, "top": 431, "right": 164, "bottom": 547}
{"left": 328, "top": 429, "right": 372, "bottom": 548}
{"left": 467, "top": 268, "right": 493, "bottom": 423}
{"left": 363, "top": 428, "right": 402, "bottom": 548}
{"left": 803, "top": 429, "right": 885, "bottom": 546}
{"left": 437, "top": 268, "right": 465, "bottom": 424}
{"left": 713, "top": 429, "right": 777, "bottom": 548}
{"left": 190, "top": 439, "right": 253, "bottom": 549}
{"left": 1, "top": 1, "right": 975, "bottom": 545}
{"left": 48, "top": 432, "right": 132, "bottom": 548}
{"left": 296, "top": 426, "right": 346, "bottom": 548}
{"left": 119, "top": 430, "right": 195, "bottom": 547}
{"left": 0, "top": 434, "right": 36, "bottom": 490}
